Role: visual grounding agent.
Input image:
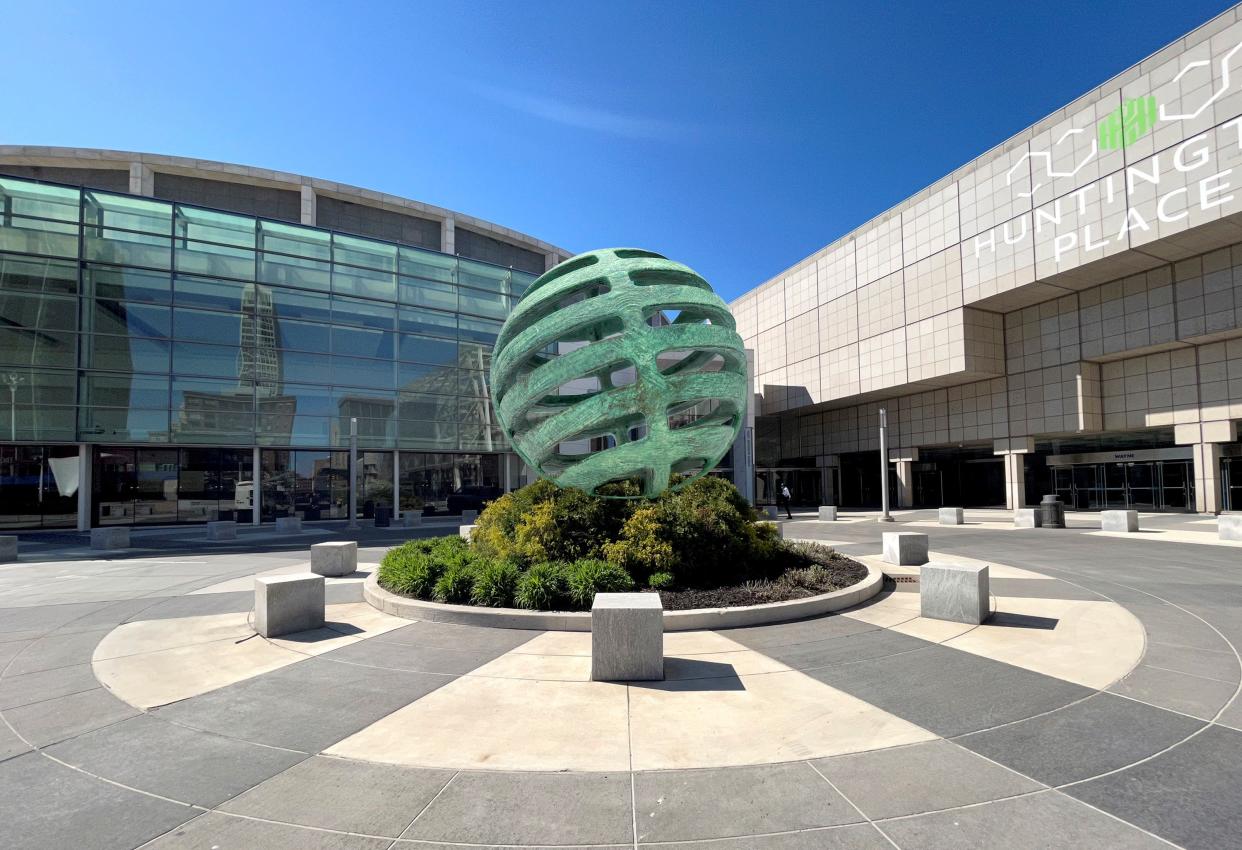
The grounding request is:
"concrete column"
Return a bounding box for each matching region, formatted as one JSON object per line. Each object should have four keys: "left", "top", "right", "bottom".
{"left": 300, "top": 185, "right": 316, "bottom": 225}
{"left": 76, "top": 444, "right": 92, "bottom": 531}
{"left": 895, "top": 461, "right": 913, "bottom": 508}
{"left": 1003, "top": 453, "right": 1026, "bottom": 510}
{"left": 1177, "top": 422, "right": 1236, "bottom": 514}
{"left": 251, "top": 447, "right": 261, "bottom": 526}
{"left": 442, "top": 217, "right": 455, "bottom": 255}
{"left": 731, "top": 348, "right": 756, "bottom": 504}
{"left": 128, "top": 162, "right": 153, "bottom": 196}
{"left": 545, "top": 251, "right": 560, "bottom": 272}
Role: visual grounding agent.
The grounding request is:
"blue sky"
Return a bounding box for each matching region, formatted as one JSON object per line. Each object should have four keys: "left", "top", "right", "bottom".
{"left": 3, "top": 0, "right": 1235, "bottom": 301}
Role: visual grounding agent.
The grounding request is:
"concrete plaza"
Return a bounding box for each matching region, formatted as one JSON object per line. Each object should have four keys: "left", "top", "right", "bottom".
{"left": 0, "top": 512, "right": 1238, "bottom": 849}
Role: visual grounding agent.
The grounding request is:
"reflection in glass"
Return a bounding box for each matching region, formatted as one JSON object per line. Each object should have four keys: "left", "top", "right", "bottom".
{"left": 0, "top": 444, "right": 79, "bottom": 529}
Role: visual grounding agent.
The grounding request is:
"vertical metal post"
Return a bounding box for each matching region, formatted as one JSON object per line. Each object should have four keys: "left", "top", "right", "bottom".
{"left": 347, "top": 417, "right": 359, "bottom": 529}
{"left": 76, "top": 443, "right": 91, "bottom": 532}
{"left": 879, "top": 407, "right": 893, "bottom": 522}
{"left": 251, "top": 447, "right": 261, "bottom": 526}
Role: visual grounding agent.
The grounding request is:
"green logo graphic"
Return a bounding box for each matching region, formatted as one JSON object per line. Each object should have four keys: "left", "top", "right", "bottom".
{"left": 1097, "top": 96, "right": 1158, "bottom": 151}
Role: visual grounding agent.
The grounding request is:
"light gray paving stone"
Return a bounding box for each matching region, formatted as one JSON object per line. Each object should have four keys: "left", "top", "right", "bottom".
{"left": 1142, "top": 642, "right": 1241, "bottom": 683}
{"left": 878, "top": 789, "right": 1169, "bottom": 849}
{"left": 90, "top": 527, "right": 129, "bottom": 550}
{"left": 1068, "top": 725, "right": 1242, "bottom": 850}
{"left": 0, "top": 751, "right": 196, "bottom": 850}
{"left": 3, "top": 628, "right": 110, "bottom": 676}
{"left": 955, "top": 693, "right": 1204, "bottom": 786}
{"left": 987, "top": 578, "right": 1103, "bottom": 600}
{"left": 0, "top": 662, "right": 99, "bottom": 709}
{"left": 0, "top": 637, "right": 31, "bottom": 670}
{"left": 722, "top": 611, "right": 878, "bottom": 648}
{"left": 374, "top": 620, "right": 541, "bottom": 654}
{"left": 403, "top": 771, "right": 633, "bottom": 846}
{"left": 45, "top": 714, "right": 307, "bottom": 807}
{"left": 637, "top": 824, "right": 892, "bottom": 849}
{"left": 4, "top": 687, "right": 140, "bottom": 748}
{"left": 753, "top": 628, "right": 930, "bottom": 672}
{"left": 143, "top": 812, "right": 390, "bottom": 849}
{"left": 320, "top": 638, "right": 520, "bottom": 675}
{"left": 220, "top": 756, "right": 454, "bottom": 837}
{"left": 1108, "top": 664, "right": 1236, "bottom": 720}
{"left": 0, "top": 719, "right": 31, "bottom": 763}
{"left": 125, "top": 591, "right": 253, "bottom": 622}
{"left": 634, "top": 762, "right": 861, "bottom": 843}
{"left": 812, "top": 739, "right": 1042, "bottom": 819}
{"left": 0, "top": 601, "right": 111, "bottom": 635}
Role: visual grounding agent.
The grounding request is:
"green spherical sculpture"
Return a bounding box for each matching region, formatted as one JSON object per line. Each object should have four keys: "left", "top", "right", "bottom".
{"left": 491, "top": 248, "right": 748, "bottom": 498}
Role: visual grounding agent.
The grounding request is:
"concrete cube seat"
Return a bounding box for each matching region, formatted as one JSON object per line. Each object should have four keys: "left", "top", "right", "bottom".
{"left": 920, "top": 562, "right": 990, "bottom": 625}
{"left": 1014, "top": 508, "right": 1042, "bottom": 528}
{"left": 400, "top": 512, "right": 422, "bottom": 528}
{"left": 460, "top": 509, "right": 478, "bottom": 524}
{"left": 0, "top": 536, "right": 16, "bottom": 563}
{"left": 254, "top": 573, "right": 324, "bottom": 638}
{"left": 206, "top": 520, "right": 236, "bottom": 541}
{"left": 882, "top": 531, "right": 928, "bottom": 566}
{"left": 91, "top": 527, "right": 129, "bottom": 550}
{"left": 311, "top": 541, "right": 357, "bottom": 577}
{"left": 818, "top": 506, "right": 838, "bottom": 521}
{"left": 1221, "top": 514, "right": 1242, "bottom": 541}
{"left": 938, "top": 508, "right": 964, "bottom": 526}
{"left": 764, "top": 505, "right": 778, "bottom": 520}
{"left": 1101, "top": 510, "right": 1139, "bottom": 532}
{"left": 459, "top": 524, "right": 475, "bottom": 541}
{"left": 274, "top": 516, "right": 302, "bottom": 533}
{"left": 591, "top": 592, "right": 663, "bottom": 681}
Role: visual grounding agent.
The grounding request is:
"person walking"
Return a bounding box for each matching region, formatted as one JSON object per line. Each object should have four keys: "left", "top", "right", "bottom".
{"left": 777, "top": 480, "right": 793, "bottom": 519}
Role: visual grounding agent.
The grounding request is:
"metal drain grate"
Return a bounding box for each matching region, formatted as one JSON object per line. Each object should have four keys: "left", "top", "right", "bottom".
{"left": 891, "top": 575, "right": 919, "bottom": 584}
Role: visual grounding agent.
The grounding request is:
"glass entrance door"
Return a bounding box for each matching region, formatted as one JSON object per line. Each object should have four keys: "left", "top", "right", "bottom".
{"left": 1052, "top": 467, "right": 1073, "bottom": 505}
{"left": 1224, "top": 458, "right": 1242, "bottom": 511}
{"left": 1126, "top": 462, "right": 1156, "bottom": 511}
{"left": 1072, "top": 465, "right": 1099, "bottom": 510}
{"left": 1159, "top": 461, "right": 1194, "bottom": 511}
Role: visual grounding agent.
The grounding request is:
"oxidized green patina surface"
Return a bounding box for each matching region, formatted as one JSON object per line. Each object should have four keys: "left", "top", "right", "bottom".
{"left": 490, "top": 248, "right": 747, "bottom": 498}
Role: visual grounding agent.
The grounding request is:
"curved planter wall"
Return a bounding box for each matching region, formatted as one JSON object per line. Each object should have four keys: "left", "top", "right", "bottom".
{"left": 363, "top": 563, "right": 884, "bottom": 632}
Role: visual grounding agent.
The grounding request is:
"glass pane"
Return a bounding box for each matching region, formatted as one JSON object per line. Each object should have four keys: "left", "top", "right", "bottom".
{"left": 82, "top": 334, "right": 170, "bottom": 372}
{"left": 0, "top": 177, "right": 81, "bottom": 221}
{"left": 84, "top": 265, "right": 172, "bottom": 304}
{"left": 459, "top": 316, "right": 502, "bottom": 344}
{"left": 356, "top": 451, "right": 394, "bottom": 517}
{"left": 457, "top": 341, "right": 492, "bottom": 371}
{"left": 0, "top": 214, "right": 78, "bottom": 258}
{"left": 174, "top": 275, "right": 250, "bottom": 312}
{"left": 95, "top": 447, "right": 136, "bottom": 526}
{"left": 398, "top": 246, "right": 455, "bottom": 282}
{"left": 333, "top": 233, "right": 397, "bottom": 272}
{"left": 80, "top": 407, "right": 171, "bottom": 442}
{"left": 398, "top": 333, "right": 456, "bottom": 365}
{"left": 175, "top": 241, "right": 256, "bottom": 280}
{"left": 398, "top": 392, "right": 457, "bottom": 421}
{"left": 331, "top": 355, "right": 394, "bottom": 390}
{"left": 171, "top": 341, "right": 243, "bottom": 378}
{"left": 173, "top": 307, "right": 244, "bottom": 346}
{"left": 170, "top": 376, "right": 255, "bottom": 443}
{"left": 457, "top": 258, "right": 509, "bottom": 292}
{"left": 132, "top": 449, "right": 179, "bottom": 525}
{"left": 459, "top": 287, "right": 508, "bottom": 320}
{"left": 258, "top": 253, "right": 330, "bottom": 291}
{"left": 398, "top": 420, "right": 457, "bottom": 450}
{"left": 399, "top": 276, "right": 457, "bottom": 311}
{"left": 84, "top": 227, "right": 172, "bottom": 269}
{"left": 459, "top": 424, "right": 507, "bottom": 451}
{"left": 0, "top": 253, "right": 77, "bottom": 295}
{"left": 0, "top": 445, "right": 79, "bottom": 529}
{"left": 332, "top": 326, "right": 393, "bottom": 360}
{"left": 397, "top": 362, "right": 458, "bottom": 392}
{"left": 275, "top": 318, "right": 331, "bottom": 352}
{"left": 398, "top": 306, "right": 456, "bottom": 338}
{"left": 92, "top": 299, "right": 171, "bottom": 338}
{"left": 277, "top": 350, "right": 332, "bottom": 384}
{"left": 265, "top": 284, "right": 332, "bottom": 323}
{"left": 258, "top": 221, "right": 330, "bottom": 260}
{"left": 0, "top": 327, "right": 75, "bottom": 368}
{"left": 511, "top": 270, "right": 538, "bottom": 297}
{"left": 259, "top": 383, "right": 334, "bottom": 416}
{"left": 83, "top": 191, "right": 171, "bottom": 234}
{"left": 0, "top": 291, "right": 76, "bottom": 332}
{"left": 332, "top": 265, "right": 396, "bottom": 301}
{"left": 257, "top": 413, "right": 334, "bottom": 447}
{"left": 331, "top": 295, "right": 394, "bottom": 329}
{"left": 80, "top": 372, "right": 169, "bottom": 409}
{"left": 174, "top": 206, "right": 256, "bottom": 249}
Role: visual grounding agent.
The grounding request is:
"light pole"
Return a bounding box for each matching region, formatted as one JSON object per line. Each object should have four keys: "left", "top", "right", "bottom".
{"left": 4, "top": 373, "right": 24, "bottom": 442}
{"left": 878, "top": 407, "right": 893, "bottom": 522}
{"left": 347, "top": 417, "right": 359, "bottom": 530}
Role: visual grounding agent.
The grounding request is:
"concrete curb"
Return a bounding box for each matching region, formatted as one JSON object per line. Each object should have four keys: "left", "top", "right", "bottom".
{"left": 363, "top": 562, "right": 883, "bottom": 632}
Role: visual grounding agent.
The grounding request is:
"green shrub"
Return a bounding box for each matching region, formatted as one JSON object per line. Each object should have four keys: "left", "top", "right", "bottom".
{"left": 473, "top": 479, "right": 635, "bottom": 566}
{"left": 377, "top": 539, "right": 445, "bottom": 599}
{"left": 470, "top": 559, "right": 519, "bottom": 607}
{"left": 433, "top": 561, "right": 477, "bottom": 604}
{"left": 603, "top": 505, "right": 676, "bottom": 578}
{"left": 565, "top": 558, "right": 634, "bottom": 608}
{"left": 647, "top": 570, "right": 675, "bottom": 590}
{"left": 514, "top": 562, "right": 570, "bottom": 610}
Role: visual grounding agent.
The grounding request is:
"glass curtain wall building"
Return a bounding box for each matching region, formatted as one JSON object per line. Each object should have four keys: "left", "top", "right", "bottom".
{"left": 0, "top": 173, "right": 547, "bottom": 528}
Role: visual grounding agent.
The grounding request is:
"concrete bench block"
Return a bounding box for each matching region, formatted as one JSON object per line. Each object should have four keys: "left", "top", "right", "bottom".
{"left": 1221, "top": 514, "right": 1242, "bottom": 541}
{"left": 311, "top": 541, "right": 357, "bottom": 577}
{"left": 1014, "top": 508, "right": 1042, "bottom": 528}
{"left": 254, "top": 573, "right": 324, "bottom": 638}
{"left": 400, "top": 512, "right": 422, "bottom": 528}
{"left": 938, "top": 508, "right": 964, "bottom": 526}
{"left": 206, "top": 520, "right": 236, "bottom": 541}
{"left": 91, "top": 527, "right": 129, "bottom": 550}
{"left": 764, "top": 505, "right": 778, "bottom": 520}
{"left": 1101, "top": 510, "right": 1139, "bottom": 532}
{"left": 591, "top": 592, "right": 663, "bottom": 681}
{"left": 882, "top": 532, "right": 928, "bottom": 566}
{"left": 0, "top": 536, "right": 15, "bottom": 563}
{"left": 818, "top": 506, "right": 837, "bottom": 521}
{"left": 920, "top": 562, "right": 990, "bottom": 625}
{"left": 459, "top": 524, "right": 475, "bottom": 541}
{"left": 460, "top": 509, "right": 478, "bottom": 524}
{"left": 274, "top": 516, "right": 302, "bottom": 533}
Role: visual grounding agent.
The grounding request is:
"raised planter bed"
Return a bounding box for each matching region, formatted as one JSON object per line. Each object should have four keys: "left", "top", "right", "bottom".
{"left": 363, "top": 562, "right": 883, "bottom": 632}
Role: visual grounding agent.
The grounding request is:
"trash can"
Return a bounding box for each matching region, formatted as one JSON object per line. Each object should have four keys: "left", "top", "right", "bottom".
{"left": 374, "top": 505, "right": 391, "bottom": 528}
{"left": 1039, "top": 494, "right": 1066, "bottom": 528}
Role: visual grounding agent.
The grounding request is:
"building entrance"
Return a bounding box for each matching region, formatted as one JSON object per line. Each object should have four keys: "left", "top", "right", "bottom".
{"left": 1225, "top": 455, "right": 1242, "bottom": 511}
{"left": 1048, "top": 447, "right": 1195, "bottom": 512}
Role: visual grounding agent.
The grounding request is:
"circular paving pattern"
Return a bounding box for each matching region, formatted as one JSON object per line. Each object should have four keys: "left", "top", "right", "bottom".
{"left": 0, "top": 513, "right": 1239, "bottom": 849}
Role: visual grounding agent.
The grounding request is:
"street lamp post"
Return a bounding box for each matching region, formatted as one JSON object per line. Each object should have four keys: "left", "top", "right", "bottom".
{"left": 347, "top": 417, "right": 359, "bottom": 530}
{"left": 4, "top": 374, "right": 24, "bottom": 442}
{"left": 878, "top": 407, "right": 893, "bottom": 522}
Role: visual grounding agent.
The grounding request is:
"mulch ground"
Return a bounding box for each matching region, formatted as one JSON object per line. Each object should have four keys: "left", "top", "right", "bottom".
{"left": 658, "top": 554, "right": 868, "bottom": 610}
